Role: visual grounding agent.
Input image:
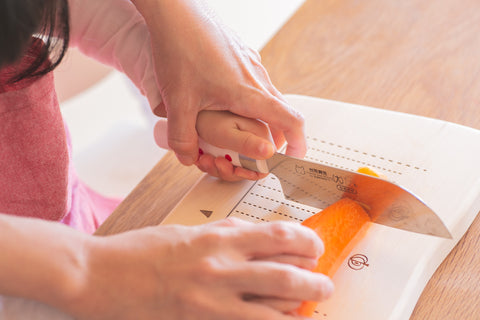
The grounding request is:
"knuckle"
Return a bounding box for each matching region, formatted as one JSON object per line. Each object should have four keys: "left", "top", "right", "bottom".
{"left": 302, "top": 227, "right": 324, "bottom": 257}
{"left": 312, "top": 237, "right": 325, "bottom": 258}
{"left": 263, "top": 93, "right": 281, "bottom": 109}
{"left": 272, "top": 267, "right": 298, "bottom": 292}
{"left": 265, "top": 95, "right": 305, "bottom": 127}
{"left": 196, "top": 230, "right": 223, "bottom": 248}
{"left": 213, "top": 217, "right": 243, "bottom": 228}
{"left": 287, "top": 106, "right": 305, "bottom": 127}
{"left": 195, "top": 256, "right": 230, "bottom": 285}
{"left": 224, "top": 217, "right": 243, "bottom": 226}
{"left": 269, "top": 222, "right": 296, "bottom": 244}
{"left": 196, "top": 256, "right": 221, "bottom": 277}
{"left": 248, "top": 87, "right": 274, "bottom": 104}
{"left": 304, "top": 257, "right": 319, "bottom": 271}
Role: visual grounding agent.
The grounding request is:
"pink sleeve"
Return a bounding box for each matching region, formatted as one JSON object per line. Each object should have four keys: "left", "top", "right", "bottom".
{"left": 68, "top": 0, "right": 162, "bottom": 110}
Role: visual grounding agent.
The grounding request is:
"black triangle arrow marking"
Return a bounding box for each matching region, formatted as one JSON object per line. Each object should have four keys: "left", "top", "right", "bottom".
{"left": 200, "top": 210, "right": 213, "bottom": 218}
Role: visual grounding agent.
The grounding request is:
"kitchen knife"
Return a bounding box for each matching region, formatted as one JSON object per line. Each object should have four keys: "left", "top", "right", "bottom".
{"left": 154, "top": 119, "right": 452, "bottom": 239}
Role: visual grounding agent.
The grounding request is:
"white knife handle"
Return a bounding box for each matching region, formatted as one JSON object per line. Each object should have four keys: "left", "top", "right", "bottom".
{"left": 198, "top": 140, "right": 241, "bottom": 167}
{"left": 154, "top": 118, "right": 269, "bottom": 173}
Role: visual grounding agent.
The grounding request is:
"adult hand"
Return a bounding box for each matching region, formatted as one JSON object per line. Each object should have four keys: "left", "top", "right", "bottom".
{"left": 69, "top": 218, "right": 333, "bottom": 320}
{"left": 134, "top": 0, "right": 306, "bottom": 166}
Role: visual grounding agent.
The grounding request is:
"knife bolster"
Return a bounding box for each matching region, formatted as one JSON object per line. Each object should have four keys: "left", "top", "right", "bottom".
{"left": 239, "top": 155, "right": 269, "bottom": 173}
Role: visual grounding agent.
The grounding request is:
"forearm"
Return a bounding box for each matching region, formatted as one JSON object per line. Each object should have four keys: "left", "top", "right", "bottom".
{"left": 130, "top": 0, "right": 243, "bottom": 122}
{"left": 130, "top": 0, "right": 217, "bottom": 26}
{"left": 68, "top": 0, "right": 162, "bottom": 109}
{"left": 130, "top": 0, "right": 223, "bottom": 51}
{"left": 0, "top": 213, "right": 332, "bottom": 319}
{"left": 0, "top": 214, "right": 90, "bottom": 313}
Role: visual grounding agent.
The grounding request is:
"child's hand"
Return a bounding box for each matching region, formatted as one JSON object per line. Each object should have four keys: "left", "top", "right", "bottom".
{"left": 154, "top": 111, "right": 285, "bottom": 181}
{"left": 194, "top": 111, "right": 284, "bottom": 181}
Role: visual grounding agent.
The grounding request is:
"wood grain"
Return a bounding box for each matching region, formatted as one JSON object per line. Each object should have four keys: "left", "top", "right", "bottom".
{"left": 95, "top": 152, "right": 203, "bottom": 235}
{"left": 97, "top": 0, "right": 480, "bottom": 318}
{"left": 262, "top": 0, "right": 480, "bottom": 128}
{"left": 260, "top": 1, "right": 480, "bottom": 319}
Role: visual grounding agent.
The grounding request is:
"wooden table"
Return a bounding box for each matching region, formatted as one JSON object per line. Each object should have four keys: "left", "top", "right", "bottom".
{"left": 96, "top": 0, "right": 480, "bottom": 318}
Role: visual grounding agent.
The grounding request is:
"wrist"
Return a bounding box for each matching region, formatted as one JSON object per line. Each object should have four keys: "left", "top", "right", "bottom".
{"left": 55, "top": 235, "right": 113, "bottom": 318}
{"left": 51, "top": 236, "right": 97, "bottom": 316}
{"left": 60, "top": 228, "right": 168, "bottom": 319}
{"left": 0, "top": 215, "right": 92, "bottom": 314}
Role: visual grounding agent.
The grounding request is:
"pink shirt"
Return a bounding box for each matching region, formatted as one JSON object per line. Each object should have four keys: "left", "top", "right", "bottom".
{"left": 0, "top": 0, "right": 162, "bottom": 234}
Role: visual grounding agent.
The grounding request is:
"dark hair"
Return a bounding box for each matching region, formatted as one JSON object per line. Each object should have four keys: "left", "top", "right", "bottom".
{"left": 0, "top": 0, "right": 70, "bottom": 82}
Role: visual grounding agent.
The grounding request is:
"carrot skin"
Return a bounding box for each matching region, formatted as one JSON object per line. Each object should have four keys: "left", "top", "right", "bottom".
{"left": 297, "top": 198, "right": 371, "bottom": 317}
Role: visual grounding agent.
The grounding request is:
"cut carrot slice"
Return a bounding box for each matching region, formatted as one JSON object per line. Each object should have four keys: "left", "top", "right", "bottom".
{"left": 296, "top": 168, "right": 380, "bottom": 317}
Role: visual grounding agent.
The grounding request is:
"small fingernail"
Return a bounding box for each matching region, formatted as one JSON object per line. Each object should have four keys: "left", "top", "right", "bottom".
{"left": 196, "top": 148, "right": 204, "bottom": 162}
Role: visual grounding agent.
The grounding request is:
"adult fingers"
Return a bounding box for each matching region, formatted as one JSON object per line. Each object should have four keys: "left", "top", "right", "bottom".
{"left": 262, "top": 97, "right": 306, "bottom": 158}
{"left": 206, "top": 217, "right": 251, "bottom": 228}
{"left": 221, "top": 221, "right": 324, "bottom": 260}
{"left": 270, "top": 126, "right": 287, "bottom": 151}
{"left": 229, "top": 299, "right": 310, "bottom": 320}
{"left": 230, "top": 261, "right": 334, "bottom": 302}
{"left": 253, "top": 254, "right": 317, "bottom": 271}
{"left": 233, "top": 92, "right": 307, "bottom": 158}
{"left": 243, "top": 296, "right": 302, "bottom": 314}
{"left": 264, "top": 84, "right": 308, "bottom": 157}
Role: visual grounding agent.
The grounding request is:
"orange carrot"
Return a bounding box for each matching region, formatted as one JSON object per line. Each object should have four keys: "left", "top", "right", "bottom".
{"left": 356, "top": 166, "right": 380, "bottom": 177}
{"left": 297, "top": 198, "right": 371, "bottom": 317}
{"left": 296, "top": 167, "right": 380, "bottom": 317}
{"left": 302, "top": 198, "right": 371, "bottom": 277}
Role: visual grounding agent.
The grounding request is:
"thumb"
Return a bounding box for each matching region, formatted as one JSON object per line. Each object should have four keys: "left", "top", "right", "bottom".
{"left": 220, "top": 128, "right": 274, "bottom": 160}
{"left": 167, "top": 110, "right": 199, "bottom": 166}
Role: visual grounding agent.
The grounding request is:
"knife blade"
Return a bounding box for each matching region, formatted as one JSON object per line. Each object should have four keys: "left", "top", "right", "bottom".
{"left": 154, "top": 118, "right": 451, "bottom": 239}
{"left": 238, "top": 152, "right": 451, "bottom": 239}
